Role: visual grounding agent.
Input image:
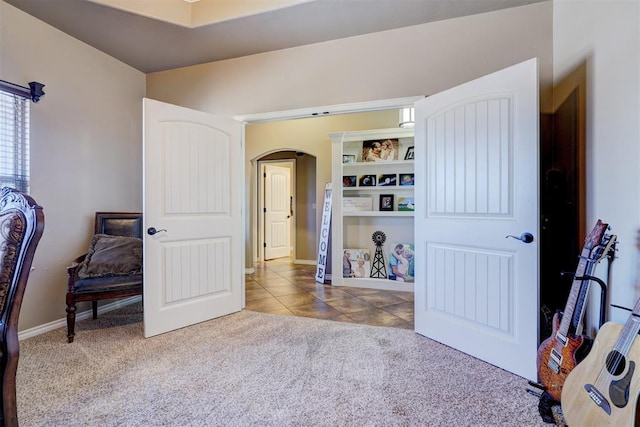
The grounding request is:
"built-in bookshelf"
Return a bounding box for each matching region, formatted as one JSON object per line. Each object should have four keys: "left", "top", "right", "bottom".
{"left": 330, "top": 127, "right": 414, "bottom": 292}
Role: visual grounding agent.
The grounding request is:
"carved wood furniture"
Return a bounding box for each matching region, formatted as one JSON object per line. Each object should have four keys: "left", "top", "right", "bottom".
{"left": 65, "top": 212, "right": 142, "bottom": 343}
{"left": 0, "top": 187, "right": 44, "bottom": 427}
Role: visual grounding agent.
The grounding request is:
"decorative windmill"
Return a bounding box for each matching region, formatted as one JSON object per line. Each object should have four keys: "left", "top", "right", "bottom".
{"left": 370, "top": 231, "right": 387, "bottom": 279}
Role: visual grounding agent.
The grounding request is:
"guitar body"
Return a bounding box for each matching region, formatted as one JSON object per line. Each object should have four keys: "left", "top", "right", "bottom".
{"left": 562, "top": 322, "right": 640, "bottom": 427}
{"left": 537, "top": 311, "right": 593, "bottom": 401}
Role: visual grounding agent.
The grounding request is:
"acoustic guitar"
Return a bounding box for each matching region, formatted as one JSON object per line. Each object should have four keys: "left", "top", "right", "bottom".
{"left": 561, "top": 297, "right": 640, "bottom": 426}
{"left": 537, "top": 219, "right": 616, "bottom": 401}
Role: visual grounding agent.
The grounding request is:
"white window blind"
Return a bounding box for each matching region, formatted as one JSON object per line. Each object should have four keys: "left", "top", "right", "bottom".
{"left": 0, "top": 90, "right": 29, "bottom": 192}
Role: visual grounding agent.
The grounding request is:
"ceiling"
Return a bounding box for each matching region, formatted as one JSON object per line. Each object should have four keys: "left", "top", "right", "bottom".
{"left": 6, "top": 0, "right": 546, "bottom": 74}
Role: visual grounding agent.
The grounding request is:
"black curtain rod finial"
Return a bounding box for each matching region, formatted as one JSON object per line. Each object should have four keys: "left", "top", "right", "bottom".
{"left": 0, "top": 79, "right": 45, "bottom": 103}
{"left": 28, "top": 81, "right": 45, "bottom": 103}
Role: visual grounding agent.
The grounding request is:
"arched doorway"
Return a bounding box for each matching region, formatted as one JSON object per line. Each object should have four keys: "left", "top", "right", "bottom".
{"left": 254, "top": 150, "right": 317, "bottom": 264}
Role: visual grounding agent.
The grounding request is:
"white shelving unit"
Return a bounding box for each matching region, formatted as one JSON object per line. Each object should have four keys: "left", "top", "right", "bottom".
{"left": 330, "top": 127, "right": 415, "bottom": 292}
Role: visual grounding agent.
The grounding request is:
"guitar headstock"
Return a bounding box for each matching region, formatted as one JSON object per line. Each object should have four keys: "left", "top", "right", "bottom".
{"left": 585, "top": 219, "right": 616, "bottom": 263}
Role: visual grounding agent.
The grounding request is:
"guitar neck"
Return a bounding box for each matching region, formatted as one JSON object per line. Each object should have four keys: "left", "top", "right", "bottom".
{"left": 558, "top": 252, "right": 595, "bottom": 335}
{"left": 614, "top": 298, "right": 640, "bottom": 355}
{"left": 571, "top": 261, "right": 600, "bottom": 331}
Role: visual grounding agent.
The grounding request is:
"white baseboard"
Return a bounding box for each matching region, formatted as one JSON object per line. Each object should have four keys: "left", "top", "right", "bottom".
{"left": 293, "top": 259, "right": 316, "bottom": 265}
{"left": 18, "top": 296, "right": 142, "bottom": 341}
{"left": 245, "top": 267, "right": 255, "bottom": 274}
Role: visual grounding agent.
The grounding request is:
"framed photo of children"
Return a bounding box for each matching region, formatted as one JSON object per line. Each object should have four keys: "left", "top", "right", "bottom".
{"left": 380, "top": 194, "right": 394, "bottom": 211}
{"left": 404, "top": 146, "right": 415, "bottom": 160}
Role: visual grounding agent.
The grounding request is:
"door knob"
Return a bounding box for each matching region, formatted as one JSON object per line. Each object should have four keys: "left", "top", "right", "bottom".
{"left": 147, "top": 227, "right": 167, "bottom": 236}
{"left": 505, "top": 232, "right": 534, "bottom": 243}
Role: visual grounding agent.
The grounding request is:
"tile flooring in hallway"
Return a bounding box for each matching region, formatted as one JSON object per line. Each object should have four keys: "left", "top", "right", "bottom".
{"left": 245, "top": 258, "right": 414, "bottom": 329}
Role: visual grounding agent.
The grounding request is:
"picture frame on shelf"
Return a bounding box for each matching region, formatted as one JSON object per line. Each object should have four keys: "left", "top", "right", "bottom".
{"left": 342, "top": 154, "right": 356, "bottom": 164}
{"left": 343, "top": 197, "right": 373, "bottom": 211}
{"left": 343, "top": 175, "right": 357, "bottom": 187}
{"left": 397, "top": 197, "right": 415, "bottom": 211}
{"left": 399, "top": 173, "right": 414, "bottom": 186}
{"left": 343, "top": 249, "right": 371, "bottom": 278}
{"left": 377, "top": 174, "right": 397, "bottom": 186}
{"left": 404, "top": 146, "right": 415, "bottom": 160}
{"left": 388, "top": 243, "right": 415, "bottom": 282}
{"left": 380, "top": 194, "right": 394, "bottom": 211}
{"left": 358, "top": 174, "right": 376, "bottom": 187}
{"left": 362, "top": 139, "right": 399, "bottom": 162}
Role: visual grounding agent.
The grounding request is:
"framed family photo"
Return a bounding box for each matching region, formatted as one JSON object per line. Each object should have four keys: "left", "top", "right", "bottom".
{"left": 343, "top": 249, "right": 371, "bottom": 278}
{"left": 388, "top": 243, "right": 415, "bottom": 282}
{"left": 362, "top": 139, "right": 399, "bottom": 162}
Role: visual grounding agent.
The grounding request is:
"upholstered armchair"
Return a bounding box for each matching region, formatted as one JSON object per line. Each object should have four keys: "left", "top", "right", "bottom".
{"left": 65, "top": 212, "right": 142, "bottom": 343}
{"left": 0, "top": 187, "right": 44, "bottom": 427}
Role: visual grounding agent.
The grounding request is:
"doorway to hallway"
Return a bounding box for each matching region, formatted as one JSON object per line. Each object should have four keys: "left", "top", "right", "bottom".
{"left": 255, "top": 150, "right": 317, "bottom": 264}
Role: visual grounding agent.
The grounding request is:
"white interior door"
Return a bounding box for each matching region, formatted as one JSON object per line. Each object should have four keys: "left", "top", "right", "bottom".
{"left": 414, "top": 58, "right": 539, "bottom": 380}
{"left": 263, "top": 163, "right": 292, "bottom": 260}
{"left": 143, "top": 98, "right": 243, "bottom": 338}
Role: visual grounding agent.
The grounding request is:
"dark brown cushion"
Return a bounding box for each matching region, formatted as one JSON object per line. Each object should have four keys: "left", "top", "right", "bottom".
{"left": 76, "top": 234, "right": 142, "bottom": 279}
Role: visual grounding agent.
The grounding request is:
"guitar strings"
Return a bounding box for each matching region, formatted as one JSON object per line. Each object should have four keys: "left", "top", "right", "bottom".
{"left": 592, "top": 315, "right": 640, "bottom": 399}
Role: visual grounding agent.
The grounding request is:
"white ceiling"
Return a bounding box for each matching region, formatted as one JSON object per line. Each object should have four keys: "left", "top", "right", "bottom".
{"left": 6, "top": 0, "right": 546, "bottom": 73}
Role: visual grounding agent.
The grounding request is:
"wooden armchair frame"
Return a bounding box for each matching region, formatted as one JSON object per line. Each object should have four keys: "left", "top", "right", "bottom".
{"left": 65, "top": 212, "right": 142, "bottom": 343}
{"left": 0, "top": 188, "right": 44, "bottom": 427}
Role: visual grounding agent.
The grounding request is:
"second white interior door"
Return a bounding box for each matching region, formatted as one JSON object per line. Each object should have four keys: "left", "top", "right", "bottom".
{"left": 264, "top": 163, "right": 292, "bottom": 260}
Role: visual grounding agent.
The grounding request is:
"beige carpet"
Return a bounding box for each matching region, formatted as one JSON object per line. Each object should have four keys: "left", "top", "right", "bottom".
{"left": 17, "top": 303, "right": 549, "bottom": 426}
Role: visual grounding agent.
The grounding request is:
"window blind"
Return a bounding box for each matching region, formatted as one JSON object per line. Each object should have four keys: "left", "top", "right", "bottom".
{"left": 0, "top": 90, "right": 29, "bottom": 192}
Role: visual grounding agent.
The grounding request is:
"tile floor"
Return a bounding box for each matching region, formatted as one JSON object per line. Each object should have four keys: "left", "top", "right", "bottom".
{"left": 245, "top": 257, "right": 414, "bottom": 330}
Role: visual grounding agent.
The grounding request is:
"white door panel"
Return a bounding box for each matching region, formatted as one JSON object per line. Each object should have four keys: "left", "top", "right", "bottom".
{"left": 143, "top": 98, "right": 243, "bottom": 338}
{"left": 264, "top": 163, "right": 291, "bottom": 260}
{"left": 414, "top": 58, "right": 539, "bottom": 380}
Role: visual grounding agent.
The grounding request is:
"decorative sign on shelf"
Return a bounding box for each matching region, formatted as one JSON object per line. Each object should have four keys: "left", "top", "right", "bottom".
{"left": 343, "top": 197, "right": 372, "bottom": 212}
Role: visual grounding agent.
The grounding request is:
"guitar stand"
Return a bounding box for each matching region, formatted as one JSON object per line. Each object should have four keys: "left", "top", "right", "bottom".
{"left": 559, "top": 238, "right": 615, "bottom": 330}
{"left": 530, "top": 242, "right": 616, "bottom": 425}
{"left": 561, "top": 273, "right": 608, "bottom": 328}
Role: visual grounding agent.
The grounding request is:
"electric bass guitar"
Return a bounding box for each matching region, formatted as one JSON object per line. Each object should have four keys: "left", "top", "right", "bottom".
{"left": 562, "top": 297, "right": 640, "bottom": 426}
{"left": 537, "top": 219, "right": 616, "bottom": 401}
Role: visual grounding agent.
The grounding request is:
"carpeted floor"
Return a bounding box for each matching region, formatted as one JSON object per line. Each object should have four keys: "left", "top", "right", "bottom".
{"left": 17, "top": 303, "right": 550, "bottom": 426}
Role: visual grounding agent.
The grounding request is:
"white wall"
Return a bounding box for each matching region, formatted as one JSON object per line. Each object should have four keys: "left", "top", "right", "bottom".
{"left": 0, "top": 1, "right": 146, "bottom": 330}
{"left": 554, "top": 0, "right": 640, "bottom": 326}
{"left": 148, "top": 3, "right": 553, "bottom": 114}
